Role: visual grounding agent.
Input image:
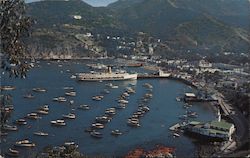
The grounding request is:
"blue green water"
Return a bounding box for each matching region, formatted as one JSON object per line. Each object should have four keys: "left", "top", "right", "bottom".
{"left": 0, "top": 60, "right": 216, "bottom": 157}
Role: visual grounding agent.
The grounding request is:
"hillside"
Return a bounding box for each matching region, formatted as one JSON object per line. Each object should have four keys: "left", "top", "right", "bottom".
{"left": 25, "top": 0, "right": 250, "bottom": 58}
{"left": 26, "top": 0, "right": 121, "bottom": 58}
{"left": 108, "top": 0, "right": 250, "bottom": 53}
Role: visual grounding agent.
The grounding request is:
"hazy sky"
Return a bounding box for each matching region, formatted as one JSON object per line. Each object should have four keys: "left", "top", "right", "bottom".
{"left": 25, "top": 0, "right": 118, "bottom": 7}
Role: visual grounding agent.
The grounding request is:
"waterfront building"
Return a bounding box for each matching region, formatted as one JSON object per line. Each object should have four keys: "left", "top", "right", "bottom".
{"left": 185, "top": 120, "right": 235, "bottom": 141}
{"left": 158, "top": 69, "right": 171, "bottom": 77}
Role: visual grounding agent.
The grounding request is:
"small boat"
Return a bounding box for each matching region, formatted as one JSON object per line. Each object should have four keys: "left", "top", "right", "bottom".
{"left": 144, "top": 93, "right": 153, "bottom": 98}
{"left": 32, "top": 88, "right": 47, "bottom": 92}
{"left": 96, "top": 116, "right": 111, "bottom": 123}
{"left": 173, "top": 133, "right": 180, "bottom": 137}
{"left": 5, "top": 105, "right": 14, "bottom": 110}
{"left": 53, "top": 97, "right": 67, "bottom": 102}
{"left": 23, "top": 93, "right": 35, "bottom": 99}
{"left": 70, "top": 75, "right": 76, "bottom": 79}
{"left": 78, "top": 104, "right": 90, "bottom": 110}
{"left": 141, "top": 106, "right": 150, "bottom": 112}
{"left": 90, "top": 131, "right": 103, "bottom": 139}
{"left": 63, "top": 87, "right": 74, "bottom": 90}
{"left": 33, "top": 131, "right": 49, "bottom": 136}
{"left": 51, "top": 119, "right": 66, "bottom": 126}
{"left": 38, "top": 105, "right": 49, "bottom": 111}
{"left": 111, "top": 129, "right": 122, "bottom": 136}
{"left": 0, "top": 85, "right": 15, "bottom": 91}
{"left": 26, "top": 113, "right": 41, "bottom": 120}
{"left": 65, "top": 91, "right": 76, "bottom": 97}
{"left": 118, "top": 99, "right": 128, "bottom": 104}
{"left": 123, "top": 92, "right": 130, "bottom": 97}
{"left": 36, "top": 109, "right": 49, "bottom": 115}
{"left": 15, "top": 119, "right": 27, "bottom": 125}
{"left": 6, "top": 148, "right": 19, "bottom": 157}
{"left": 143, "top": 83, "right": 153, "bottom": 89}
{"left": 2, "top": 124, "right": 18, "bottom": 131}
{"left": 126, "top": 87, "right": 136, "bottom": 94}
{"left": 62, "top": 113, "right": 76, "bottom": 119}
{"left": 15, "top": 139, "right": 36, "bottom": 147}
{"left": 92, "top": 95, "right": 104, "bottom": 101}
{"left": 64, "top": 141, "right": 78, "bottom": 148}
{"left": 0, "top": 132, "right": 8, "bottom": 136}
{"left": 116, "top": 104, "right": 126, "bottom": 109}
{"left": 92, "top": 123, "right": 104, "bottom": 129}
{"left": 105, "top": 83, "right": 113, "bottom": 87}
{"left": 111, "top": 85, "right": 119, "bottom": 89}
{"left": 69, "top": 100, "right": 74, "bottom": 105}
{"left": 176, "top": 97, "right": 181, "bottom": 102}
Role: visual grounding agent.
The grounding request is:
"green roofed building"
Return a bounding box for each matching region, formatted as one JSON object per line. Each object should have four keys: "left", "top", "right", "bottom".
{"left": 185, "top": 120, "right": 235, "bottom": 141}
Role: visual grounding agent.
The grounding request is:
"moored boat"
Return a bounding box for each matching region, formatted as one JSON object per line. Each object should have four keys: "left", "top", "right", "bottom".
{"left": 62, "top": 113, "right": 76, "bottom": 119}
{"left": 36, "top": 109, "right": 49, "bottom": 115}
{"left": 33, "top": 131, "right": 49, "bottom": 136}
{"left": 39, "top": 105, "right": 49, "bottom": 111}
{"left": 64, "top": 141, "right": 78, "bottom": 148}
{"left": 95, "top": 116, "right": 111, "bottom": 123}
{"left": 15, "top": 139, "right": 36, "bottom": 147}
{"left": 23, "top": 93, "right": 35, "bottom": 99}
{"left": 6, "top": 148, "right": 19, "bottom": 157}
{"left": 51, "top": 119, "right": 66, "bottom": 126}
{"left": 15, "top": 119, "right": 27, "bottom": 125}
{"left": 53, "top": 97, "right": 67, "bottom": 102}
{"left": 92, "top": 123, "right": 104, "bottom": 129}
{"left": 65, "top": 91, "right": 76, "bottom": 97}
{"left": 77, "top": 67, "right": 137, "bottom": 81}
{"left": 26, "top": 113, "right": 41, "bottom": 120}
{"left": 92, "top": 95, "right": 104, "bottom": 101}
{"left": 32, "top": 87, "right": 47, "bottom": 92}
{"left": 90, "top": 131, "right": 103, "bottom": 138}
{"left": 111, "top": 129, "right": 122, "bottom": 136}
{"left": 2, "top": 124, "right": 18, "bottom": 131}
{"left": 118, "top": 99, "right": 128, "bottom": 104}
{"left": 78, "top": 104, "right": 90, "bottom": 110}
{"left": 0, "top": 85, "right": 15, "bottom": 91}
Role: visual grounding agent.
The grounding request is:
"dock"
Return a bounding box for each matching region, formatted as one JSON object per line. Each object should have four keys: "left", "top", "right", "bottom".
{"left": 137, "top": 74, "right": 170, "bottom": 79}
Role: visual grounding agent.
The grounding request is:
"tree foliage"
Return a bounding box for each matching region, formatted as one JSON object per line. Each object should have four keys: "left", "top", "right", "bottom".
{"left": 0, "top": 0, "right": 31, "bottom": 78}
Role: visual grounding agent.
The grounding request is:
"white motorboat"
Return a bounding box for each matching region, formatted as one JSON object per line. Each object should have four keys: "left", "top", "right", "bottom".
{"left": 33, "top": 131, "right": 49, "bottom": 136}
{"left": 26, "top": 113, "right": 41, "bottom": 120}
{"left": 92, "top": 123, "right": 104, "bottom": 129}
{"left": 62, "top": 113, "right": 76, "bottom": 119}
{"left": 15, "top": 139, "right": 36, "bottom": 147}
{"left": 15, "top": 119, "right": 27, "bottom": 125}
{"left": 65, "top": 91, "right": 76, "bottom": 97}
{"left": 2, "top": 124, "right": 18, "bottom": 131}
{"left": 51, "top": 119, "right": 66, "bottom": 126}
{"left": 78, "top": 104, "right": 90, "bottom": 110}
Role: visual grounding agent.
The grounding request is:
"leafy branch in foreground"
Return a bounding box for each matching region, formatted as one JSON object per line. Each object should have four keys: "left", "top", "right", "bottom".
{"left": 0, "top": 0, "right": 31, "bottom": 78}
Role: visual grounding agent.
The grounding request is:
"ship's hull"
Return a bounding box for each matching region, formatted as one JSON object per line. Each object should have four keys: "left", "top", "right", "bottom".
{"left": 77, "top": 73, "right": 137, "bottom": 81}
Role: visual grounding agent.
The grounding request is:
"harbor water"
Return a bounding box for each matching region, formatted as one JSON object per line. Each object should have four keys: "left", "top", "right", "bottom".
{"left": 0, "top": 60, "right": 216, "bottom": 157}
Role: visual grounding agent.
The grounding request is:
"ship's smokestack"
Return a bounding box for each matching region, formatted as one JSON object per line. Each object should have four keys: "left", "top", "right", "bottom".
{"left": 108, "top": 66, "right": 112, "bottom": 74}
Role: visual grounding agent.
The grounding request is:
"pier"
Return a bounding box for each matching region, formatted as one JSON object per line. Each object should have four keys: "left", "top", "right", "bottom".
{"left": 137, "top": 74, "right": 170, "bottom": 79}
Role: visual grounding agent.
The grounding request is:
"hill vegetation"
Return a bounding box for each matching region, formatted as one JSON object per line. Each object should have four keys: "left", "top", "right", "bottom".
{"left": 26, "top": 0, "right": 250, "bottom": 58}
